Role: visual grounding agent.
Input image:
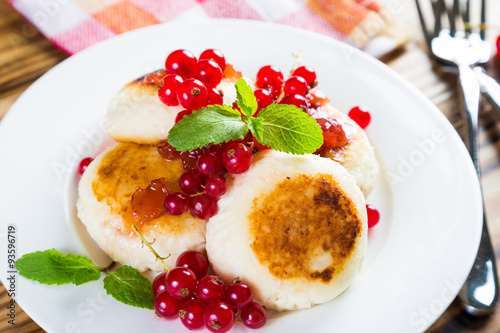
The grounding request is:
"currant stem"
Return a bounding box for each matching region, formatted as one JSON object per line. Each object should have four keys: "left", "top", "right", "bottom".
{"left": 132, "top": 225, "right": 170, "bottom": 272}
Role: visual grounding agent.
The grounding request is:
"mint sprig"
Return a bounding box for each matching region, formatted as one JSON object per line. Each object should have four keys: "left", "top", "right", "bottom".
{"left": 167, "top": 78, "right": 323, "bottom": 155}
{"left": 16, "top": 250, "right": 155, "bottom": 309}
{"left": 16, "top": 249, "right": 101, "bottom": 286}
{"left": 103, "top": 266, "right": 154, "bottom": 310}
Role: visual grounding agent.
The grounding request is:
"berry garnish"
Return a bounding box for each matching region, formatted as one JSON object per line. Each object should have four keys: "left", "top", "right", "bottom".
{"left": 279, "top": 94, "right": 309, "bottom": 112}
{"left": 306, "top": 87, "right": 330, "bottom": 107}
{"left": 255, "top": 65, "right": 284, "bottom": 94}
{"left": 143, "top": 70, "right": 167, "bottom": 85}
{"left": 164, "top": 192, "right": 189, "bottom": 216}
{"left": 207, "top": 87, "right": 223, "bottom": 105}
{"left": 175, "top": 110, "right": 192, "bottom": 124}
{"left": 366, "top": 204, "right": 380, "bottom": 228}
{"left": 197, "top": 275, "right": 227, "bottom": 303}
{"left": 180, "top": 152, "right": 199, "bottom": 171}
{"left": 78, "top": 157, "right": 93, "bottom": 176}
{"left": 253, "top": 88, "right": 273, "bottom": 112}
{"left": 179, "top": 170, "right": 204, "bottom": 194}
{"left": 496, "top": 35, "right": 500, "bottom": 58}
{"left": 189, "top": 194, "right": 218, "bottom": 220}
{"left": 165, "top": 49, "right": 197, "bottom": 78}
{"left": 157, "top": 140, "right": 181, "bottom": 160}
{"left": 154, "top": 290, "right": 183, "bottom": 318}
{"left": 176, "top": 79, "right": 208, "bottom": 111}
{"left": 316, "top": 118, "right": 348, "bottom": 149}
{"left": 179, "top": 299, "right": 207, "bottom": 330}
{"left": 152, "top": 271, "right": 167, "bottom": 296}
{"left": 158, "top": 74, "right": 183, "bottom": 106}
{"left": 197, "top": 152, "right": 223, "bottom": 178}
{"left": 193, "top": 59, "right": 223, "bottom": 88}
{"left": 205, "top": 176, "right": 227, "bottom": 197}
{"left": 200, "top": 49, "right": 226, "bottom": 72}
{"left": 165, "top": 267, "right": 198, "bottom": 299}
{"left": 348, "top": 106, "right": 371, "bottom": 129}
{"left": 175, "top": 250, "right": 209, "bottom": 280}
{"left": 225, "top": 280, "right": 254, "bottom": 309}
{"left": 283, "top": 76, "right": 308, "bottom": 96}
{"left": 203, "top": 301, "right": 235, "bottom": 333}
{"left": 130, "top": 178, "right": 170, "bottom": 223}
{"left": 292, "top": 65, "right": 317, "bottom": 86}
{"left": 241, "top": 301, "right": 267, "bottom": 329}
{"left": 222, "top": 143, "right": 253, "bottom": 174}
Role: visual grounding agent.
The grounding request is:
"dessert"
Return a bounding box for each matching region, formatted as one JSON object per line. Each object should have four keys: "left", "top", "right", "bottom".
{"left": 206, "top": 150, "right": 367, "bottom": 310}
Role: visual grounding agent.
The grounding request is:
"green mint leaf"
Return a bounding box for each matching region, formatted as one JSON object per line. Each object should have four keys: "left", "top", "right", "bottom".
{"left": 235, "top": 78, "right": 258, "bottom": 117}
{"left": 103, "top": 266, "right": 154, "bottom": 310}
{"left": 256, "top": 104, "right": 323, "bottom": 154}
{"left": 16, "top": 249, "right": 101, "bottom": 286}
{"left": 248, "top": 117, "right": 263, "bottom": 142}
{"left": 168, "top": 105, "right": 248, "bottom": 151}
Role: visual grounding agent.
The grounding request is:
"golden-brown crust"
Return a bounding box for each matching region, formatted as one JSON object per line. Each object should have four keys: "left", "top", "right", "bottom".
{"left": 248, "top": 174, "right": 362, "bottom": 284}
{"left": 92, "top": 142, "right": 188, "bottom": 234}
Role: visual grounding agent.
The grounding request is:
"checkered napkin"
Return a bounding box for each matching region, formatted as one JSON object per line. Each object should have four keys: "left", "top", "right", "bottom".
{"left": 6, "top": 0, "right": 409, "bottom": 57}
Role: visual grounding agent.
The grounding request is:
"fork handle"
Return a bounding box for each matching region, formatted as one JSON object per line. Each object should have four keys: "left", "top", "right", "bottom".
{"left": 474, "top": 67, "right": 500, "bottom": 114}
{"left": 456, "top": 64, "right": 499, "bottom": 316}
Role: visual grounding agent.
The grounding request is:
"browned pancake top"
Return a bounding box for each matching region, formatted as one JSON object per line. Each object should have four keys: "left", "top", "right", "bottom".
{"left": 92, "top": 143, "right": 188, "bottom": 234}
{"left": 249, "top": 174, "right": 362, "bottom": 283}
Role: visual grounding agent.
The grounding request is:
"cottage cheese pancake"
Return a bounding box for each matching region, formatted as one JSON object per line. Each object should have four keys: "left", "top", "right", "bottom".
{"left": 206, "top": 150, "right": 367, "bottom": 311}
{"left": 311, "top": 104, "right": 379, "bottom": 197}
{"left": 76, "top": 142, "right": 206, "bottom": 272}
{"left": 105, "top": 67, "right": 245, "bottom": 145}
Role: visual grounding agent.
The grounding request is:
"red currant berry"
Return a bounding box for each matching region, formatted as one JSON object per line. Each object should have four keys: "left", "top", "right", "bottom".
{"left": 179, "top": 170, "right": 204, "bottom": 194}
{"left": 175, "top": 109, "right": 192, "bottom": 124}
{"left": 164, "top": 192, "right": 189, "bottom": 216}
{"left": 154, "top": 290, "right": 183, "bottom": 319}
{"left": 251, "top": 136, "right": 270, "bottom": 150}
{"left": 208, "top": 87, "right": 223, "bottom": 105}
{"left": 165, "top": 267, "right": 198, "bottom": 299}
{"left": 496, "top": 35, "right": 500, "bottom": 58}
{"left": 292, "top": 65, "right": 317, "bottom": 86}
{"left": 189, "top": 194, "right": 218, "bottom": 219}
{"left": 280, "top": 94, "right": 309, "bottom": 111}
{"left": 197, "top": 152, "right": 223, "bottom": 178}
{"left": 165, "top": 49, "right": 197, "bottom": 78}
{"left": 176, "top": 250, "right": 209, "bottom": 280}
{"left": 255, "top": 65, "right": 284, "bottom": 94}
{"left": 176, "top": 79, "right": 208, "bottom": 111}
{"left": 179, "top": 299, "right": 207, "bottom": 330}
{"left": 200, "top": 49, "right": 226, "bottom": 72}
{"left": 225, "top": 280, "right": 253, "bottom": 309}
{"left": 366, "top": 204, "right": 380, "bottom": 228}
{"left": 207, "top": 143, "right": 228, "bottom": 159}
{"left": 205, "top": 176, "right": 227, "bottom": 197}
{"left": 193, "top": 59, "right": 223, "bottom": 88}
{"left": 203, "top": 301, "right": 235, "bottom": 333}
{"left": 348, "top": 106, "right": 371, "bottom": 129}
{"left": 241, "top": 301, "right": 267, "bottom": 329}
{"left": 78, "top": 157, "right": 93, "bottom": 176}
{"left": 316, "top": 118, "right": 348, "bottom": 149}
{"left": 157, "top": 140, "right": 181, "bottom": 160}
{"left": 222, "top": 143, "right": 253, "bottom": 174}
{"left": 283, "top": 76, "right": 308, "bottom": 96}
{"left": 253, "top": 88, "right": 273, "bottom": 112}
{"left": 158, "top": 74, "right": 183, "bottom": 106}
{"left": 197, "top": 275, "right": 227, "bottom": 303}
{"left": 152, "top": 271, "right": 167, "bottom": 296}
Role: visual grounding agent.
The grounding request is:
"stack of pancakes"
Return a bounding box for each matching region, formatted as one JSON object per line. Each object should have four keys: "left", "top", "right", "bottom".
{"left": 77, "top": 69, "right": 378, "bottom": 311}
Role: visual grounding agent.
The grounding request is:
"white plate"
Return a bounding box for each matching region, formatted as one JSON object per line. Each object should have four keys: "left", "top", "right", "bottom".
{"left": 0, "top": 20, "right": 482, "bottom": 333}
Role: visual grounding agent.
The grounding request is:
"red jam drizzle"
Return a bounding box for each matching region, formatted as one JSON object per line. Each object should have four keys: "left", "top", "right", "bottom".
{"left": 130, "top": 178, "right": 171, "bottom": 224}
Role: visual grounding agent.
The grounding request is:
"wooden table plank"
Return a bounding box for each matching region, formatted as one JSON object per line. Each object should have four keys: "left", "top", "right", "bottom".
{"left": 0, "top": 0, "right": 499, "bottom": 332}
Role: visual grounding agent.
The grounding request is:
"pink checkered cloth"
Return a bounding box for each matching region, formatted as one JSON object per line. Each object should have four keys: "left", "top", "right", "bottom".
{"left": 6, "top": 0, "right": 407, "bottom": 57}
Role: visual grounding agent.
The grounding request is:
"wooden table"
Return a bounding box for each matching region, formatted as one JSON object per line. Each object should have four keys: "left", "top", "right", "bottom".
{"left": 1, "top": 0, "right": 499, "bottom": 332}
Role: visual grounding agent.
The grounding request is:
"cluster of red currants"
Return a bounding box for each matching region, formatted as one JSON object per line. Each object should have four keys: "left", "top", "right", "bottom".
{"left": 157, "top": 139, "right": 253, "bottom": 220}
{"left": 253, "top": 64, "right": 316, "bottom": 113}
{"left": 153, "top": 250, "right": 266, "bottom": 332}
{"left": 158, "top": 49, "right": 226, "bottom": 115}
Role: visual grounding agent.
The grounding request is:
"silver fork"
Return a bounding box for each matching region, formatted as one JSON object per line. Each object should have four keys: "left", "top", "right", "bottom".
{"left": 415, "top": 0, "right": 499, "bottom": 316}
